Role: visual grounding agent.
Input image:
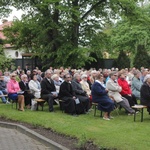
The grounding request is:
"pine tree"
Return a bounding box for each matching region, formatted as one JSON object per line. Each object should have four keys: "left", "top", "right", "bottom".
{"left": 116, "top": 50, "right": 130, "bottom": 69}
{"left": 133, "top": 45, "right": 150, "bottom": 69}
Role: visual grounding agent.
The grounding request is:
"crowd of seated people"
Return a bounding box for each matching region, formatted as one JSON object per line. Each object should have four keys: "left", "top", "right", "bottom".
{"left": 1, "top": 66, "right": 150, "bottom": 119}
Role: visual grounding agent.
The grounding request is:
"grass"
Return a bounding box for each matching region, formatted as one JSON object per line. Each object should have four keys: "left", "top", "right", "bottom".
{"left": 0, "top": 102, "right": 150, "bottom": 150}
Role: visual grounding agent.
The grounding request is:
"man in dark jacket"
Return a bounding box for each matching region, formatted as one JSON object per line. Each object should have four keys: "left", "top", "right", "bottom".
{"left": 41, "top": 70, "right": 57, "bottom": 112}
{"left": 59, "top": 74, "right": 78, "bottom": 115}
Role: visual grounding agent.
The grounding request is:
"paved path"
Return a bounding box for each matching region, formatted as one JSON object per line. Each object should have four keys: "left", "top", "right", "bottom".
{"left": 0, "top": 127, "right": 51, "bottom": 150}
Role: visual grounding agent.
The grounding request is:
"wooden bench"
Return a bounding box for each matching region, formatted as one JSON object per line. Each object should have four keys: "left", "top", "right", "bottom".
{"left": 132, "top": 105, "right": 147, "bottom": 122}
{"left": 58, "top": 100, "right": 65, "bottom": 113}
{"left": 0, "top": 95, "right": 18, "bottom": 109}
{"left": 0, "top": 94, "right": 8, "bottom": 98}
{"left": 34, "top": 99, "right": 45, "bottom": 111}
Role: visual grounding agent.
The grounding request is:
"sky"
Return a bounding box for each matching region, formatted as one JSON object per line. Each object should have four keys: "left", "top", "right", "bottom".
{"left": 0, "top": 7, "right": 23, "bottom": 24}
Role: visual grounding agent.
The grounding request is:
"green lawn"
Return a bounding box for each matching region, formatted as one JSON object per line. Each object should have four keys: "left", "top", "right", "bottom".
{"left": 0, "top": 103, "right": 150, "bottom": 150}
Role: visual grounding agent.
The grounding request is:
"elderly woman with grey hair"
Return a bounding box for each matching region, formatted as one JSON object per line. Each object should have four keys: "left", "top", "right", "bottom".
{"left": 80, "top": 74, "right": 91, "bottom": 97}
{"left": 140, "top": 74, "right": 150, "bottom": 113}
{"left": 131, "top": 70, "right": 142, "bottom": 100}
{"left": 51, "top": 74, "right": 62, "bottom": 93}
{"left": 19, "top": 74, "right": 34, "bottom": 108}
{"left": 71, "top": 73, "right": 90, "bottom": 113}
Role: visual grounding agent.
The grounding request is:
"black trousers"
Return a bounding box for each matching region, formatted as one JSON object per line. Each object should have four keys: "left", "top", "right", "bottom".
{"left": 76, "top": 95, "right": 90, "bottom": 112}
{"left": 41, "top": 94, "right": 54, "bottom": 112}
{"left": 61, "top": 97, "right": 76, "bottom": 114}
{"left": 122, "top": 94, "right": 137, "bottom": 107}
{"left": 24, "top": 93, "right": 34, "bottom": 106}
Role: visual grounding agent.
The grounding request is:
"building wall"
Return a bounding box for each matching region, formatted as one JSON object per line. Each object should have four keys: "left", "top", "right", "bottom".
{"left": 4, "top": 48, "right": 24, "bottom": 59}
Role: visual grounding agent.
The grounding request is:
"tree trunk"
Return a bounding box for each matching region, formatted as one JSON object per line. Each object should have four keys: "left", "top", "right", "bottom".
{"left": 71, "top": 0, "right": 79, "bottom": 48}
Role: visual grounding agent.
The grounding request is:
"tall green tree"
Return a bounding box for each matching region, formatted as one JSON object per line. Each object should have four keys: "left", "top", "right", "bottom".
{"left": 133, "top": 45, "right": 150, "bottom": 69}
{"left": 1, "top": 0, "right": 146, "bottom": 68}
{"left": 111, "top": 4, "right": 150, "bottom": 61}
{"left": 116, "top": 50, "right": 130, "bottom": 69}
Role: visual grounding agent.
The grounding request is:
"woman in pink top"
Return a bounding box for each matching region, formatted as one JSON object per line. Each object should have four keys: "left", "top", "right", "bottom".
{"left": 7, "top": 73, "right": 24, "bottom": 111}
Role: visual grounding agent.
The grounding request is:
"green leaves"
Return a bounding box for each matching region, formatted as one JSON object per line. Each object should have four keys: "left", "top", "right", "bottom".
{"left": 0, "top": 45, "right": 12, "bottom": 71}
{"left": 1, "top": 0, "right": 150, "bottom": 69}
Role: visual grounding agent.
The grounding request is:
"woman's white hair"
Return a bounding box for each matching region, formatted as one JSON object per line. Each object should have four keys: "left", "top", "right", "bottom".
{"left": 51, "top": 74, "right": 59, "bottom": 80}
{"left": 73, "top": 73, "right": 80, "bottom": 79}
{"left": 144, "top": 74, "right": 150, "bottom": 83}
{"left": 81, "top": 74, "right": 87, "bottom": 79}
{"left": 21, "top": 74, "right": 27, "bottom": 80}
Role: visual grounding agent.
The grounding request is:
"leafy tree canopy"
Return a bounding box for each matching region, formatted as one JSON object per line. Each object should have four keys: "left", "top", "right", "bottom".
{"left": 0, "top": 0, "right": 147, "bottom": 68}
{"left": 111, "top": 4, "right": 150, "bottom": 54}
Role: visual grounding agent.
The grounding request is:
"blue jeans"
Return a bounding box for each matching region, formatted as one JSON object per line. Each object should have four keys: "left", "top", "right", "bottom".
{"left": 0, "top": 90, "right": 7, "bottom": 103}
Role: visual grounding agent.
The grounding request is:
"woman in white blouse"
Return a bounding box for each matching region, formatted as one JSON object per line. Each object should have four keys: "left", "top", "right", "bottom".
{"left": 29, "top": 74, "right": 41, "bottom": 98}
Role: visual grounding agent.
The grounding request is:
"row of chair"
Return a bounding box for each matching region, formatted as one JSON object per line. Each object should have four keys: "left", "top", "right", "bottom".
{"left": 1, "top": 94, "right": 147, "bottom": 122}
{"left": 92, "top": 102, "right": 147, "bottom": 122}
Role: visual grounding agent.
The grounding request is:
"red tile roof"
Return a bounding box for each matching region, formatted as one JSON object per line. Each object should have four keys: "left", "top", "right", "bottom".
{"left": 0, "top": 20, "right": 13, "bottom": 48}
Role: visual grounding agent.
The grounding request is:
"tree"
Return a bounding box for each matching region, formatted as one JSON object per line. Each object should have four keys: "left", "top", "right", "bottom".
{"left": 111, "top": 4, "right": 150, "bottom": 66}
{"left": 0, "top": 45, "right": 12, "bottom": 71}
{"left": 133, "top": 45, "right": 150, "bottom": 69}
{"left": 116, "top": 50, "right": 130, "bottom": 69}
{"left": 1, "top": 0, "right": 146, "bottom": 68}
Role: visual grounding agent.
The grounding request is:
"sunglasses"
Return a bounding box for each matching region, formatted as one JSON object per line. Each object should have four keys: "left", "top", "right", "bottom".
{"left": 66, "top": 77, "right": 71, "bottom": 78}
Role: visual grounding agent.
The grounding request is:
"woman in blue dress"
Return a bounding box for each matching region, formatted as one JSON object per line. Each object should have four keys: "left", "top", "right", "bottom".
{"left": 92, "top": 73, "right": 114, "bottom": 120}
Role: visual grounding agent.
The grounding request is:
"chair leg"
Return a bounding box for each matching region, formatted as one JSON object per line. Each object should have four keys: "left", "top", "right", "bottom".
{"left": 36, "top": 102, "right": 39, "bottom": 111}
{"left": 41, "top": 102, "right": 44, "bottom": 111}
{"left": 94, "top": 105, "right": 96, "bottom": 116}
{"left": 16, "top": 100, "right": 18, "bottom": 109}
{"left": 100, "top": 111, "right": 103, "bottom": 117}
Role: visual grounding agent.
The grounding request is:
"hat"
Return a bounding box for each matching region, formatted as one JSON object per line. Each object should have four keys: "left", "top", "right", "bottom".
{"left": 144, "top": 74, "right": 150, "bottom": 82}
